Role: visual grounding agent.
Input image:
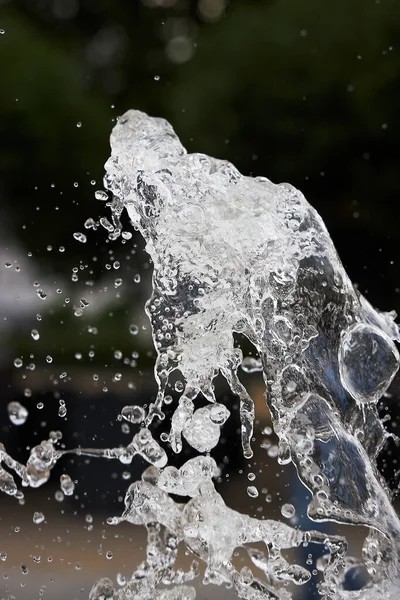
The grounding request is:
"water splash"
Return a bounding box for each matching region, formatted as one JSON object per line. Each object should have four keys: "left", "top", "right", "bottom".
{"left": 1, "top": 109, "right": 400, "bottom": 599}
{"left": 102, "top": 110, "right": 400, "bottom": 598}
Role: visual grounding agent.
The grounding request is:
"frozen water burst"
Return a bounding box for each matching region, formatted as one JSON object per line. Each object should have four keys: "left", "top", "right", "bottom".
{"left": 102, "top": 110, "right": 400, "bottom": 598}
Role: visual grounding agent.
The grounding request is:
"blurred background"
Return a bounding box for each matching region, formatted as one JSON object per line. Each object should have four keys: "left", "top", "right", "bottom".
{"left": 0, "top": 0, "right": 400, "bottom": 598}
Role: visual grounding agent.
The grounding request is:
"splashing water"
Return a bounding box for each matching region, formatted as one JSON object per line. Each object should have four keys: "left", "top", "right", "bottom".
{"left": 1, "top": 109, "right": 400, "bottom": 599}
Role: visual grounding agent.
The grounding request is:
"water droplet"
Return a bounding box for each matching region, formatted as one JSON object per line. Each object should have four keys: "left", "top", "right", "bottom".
{"left": 174, "top": 380, "right": 184, "bottom": 393}
{"left": 7, "top": 402, "right": 28, "bottom": 425}
{"left": 46, "top": 355, "right": 53, "bottom": 364}
{"left": 60, "top": 474, "right": 75, "bottom": 496}
{"left": 76, "top": 121, "right": 82, "bottom": 128}
{"left": 14, "top": 357, "right": 23, "bottom": 368}
{"left": 33, "top": 511, "right": 45, "bottom": 524}
{"left": 129, "top": 324, "right": 139, "bottom": 335}
{"left": 58, "top": 402, "right": 67, "bottom": 418}
{"left": 55, "top": 490, "right": 65, "bottom": 502}
{"left": 95, "top": 190, "right": 108, "bottom": 201}
{"left": 73, "top": 232, "right": 87, "bottom": 243}
{"left": 31, "top": 329, "right": 40, "bottom": 341}
{"left": 121, "top": 405, "right": 145, "bottom": 424}
{"left": 247, "top": 486, "right": 259, "bottom": 498}
{"left": 281, "top": 503, "right": 296, "bottom": 519}
{"left": 106, "top": 551, "right": 113, "bottom": 560}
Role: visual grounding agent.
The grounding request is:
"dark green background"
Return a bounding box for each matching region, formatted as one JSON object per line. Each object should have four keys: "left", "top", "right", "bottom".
{"left": 1, "top": 0, "right": 400, "bottom": 364}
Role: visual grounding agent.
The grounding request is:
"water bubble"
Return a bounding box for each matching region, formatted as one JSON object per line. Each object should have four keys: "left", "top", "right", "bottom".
{"left": 0, "top": 553, "right": 7, "bottom": 561}
{"left": 0, "top": 29, "right": 5, "bottom": 35}
{"left": 73, "top": 232, "right": 87, "bottom": 243}
{"left": 129, "top": 324, "right": 139, "bottom": 335}
{"left": 46, "top": 355, "right": 53, "bottom": 364}
{"left": 76, "top": 121, "right": 82, "bottom": 128}
{"left": 247, "top": 472, "right": 256, "bottom": 481}
{"left": 113, "top": 350, "right": 122, "bottom": 360}
{"left": 106, "top": 551, "right": 113, "bottom": 560}
{"left": 33, "top": 511, "right": 45, "bottom": 524}
{"left": 4, "top": 262, "right": 12, "bottom": 268}
{"left": 13, "top": 357, "right": 23, "bottom": 368}
{"left": 85, "top": 514, "right": 93, "bottom": 524}
{"left": 20, "top": 564, "right": 28, "bottom": 575}
{"left": 134, "top": 274, "right": 141, "bottom": 283}
{"left": 31, "top": 329, "right": 40, "bottom": 341}
{"left": 7, "top": 402, "right": 28, "bottom": 426}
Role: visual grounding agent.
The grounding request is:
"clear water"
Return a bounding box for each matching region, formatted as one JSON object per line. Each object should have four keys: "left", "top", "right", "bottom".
{"left": 1, "top": 109, "right": 400, "bottom": 599}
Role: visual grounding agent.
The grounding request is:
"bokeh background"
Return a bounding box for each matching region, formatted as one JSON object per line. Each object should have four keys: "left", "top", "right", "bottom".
{"left": 1, "top": 0, "right": 400, "bottom": 598}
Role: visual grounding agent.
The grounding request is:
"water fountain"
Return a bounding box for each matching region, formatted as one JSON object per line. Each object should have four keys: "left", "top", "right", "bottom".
{"left": 1, "top": 109, "right": 400, "bottom": 600}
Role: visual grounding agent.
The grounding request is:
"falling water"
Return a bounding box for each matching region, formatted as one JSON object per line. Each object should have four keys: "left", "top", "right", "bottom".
{"left": 1, "top": 110, "right": 400, "bottom": 599}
